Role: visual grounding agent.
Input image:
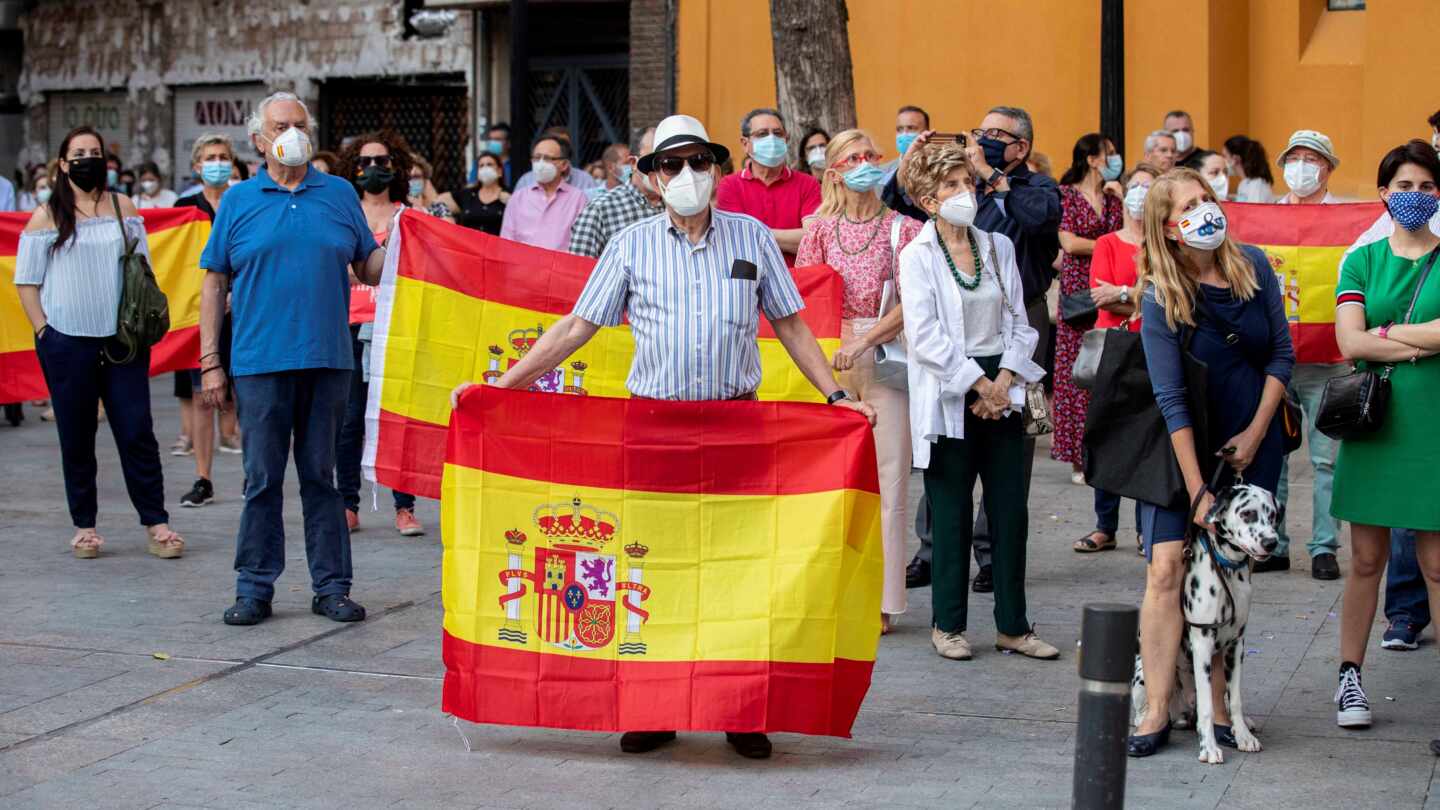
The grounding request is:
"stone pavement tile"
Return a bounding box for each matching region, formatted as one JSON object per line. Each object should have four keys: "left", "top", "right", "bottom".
{"left": 0, "top": 656, "right": 230, "bottom": 737}
{"left": 0, "top": 732, "right": 140, "bottom": 798}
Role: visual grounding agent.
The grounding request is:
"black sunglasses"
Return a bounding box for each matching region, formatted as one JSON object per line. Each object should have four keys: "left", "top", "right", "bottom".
{"left": 357, "top": 155, "right": 392, "bottom": 169}
{"left": 656, "top": 154, "right": 716, "bottom": 176}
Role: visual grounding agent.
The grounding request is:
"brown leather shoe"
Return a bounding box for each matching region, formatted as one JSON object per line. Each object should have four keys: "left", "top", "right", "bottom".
{"left": 996, "top": 630, "right": 1060, "bottom": 660}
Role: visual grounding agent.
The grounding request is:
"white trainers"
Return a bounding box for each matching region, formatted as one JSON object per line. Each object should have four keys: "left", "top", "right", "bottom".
{"left": 931, "top": 627, "right": 972, "bottom": 660}
{"left": 1335, "top": 666, "right": 1372, "bottom": 728}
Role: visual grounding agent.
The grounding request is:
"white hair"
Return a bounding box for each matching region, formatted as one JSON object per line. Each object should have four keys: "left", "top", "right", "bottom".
{"left": 1144, "top": 129, "right": 1177, "bottom": 153}
{"left": 190, "top": 132, "right": 235, "bottom": 166}
{"left": 247, "top": 92, "right": 312, "bottom": 137}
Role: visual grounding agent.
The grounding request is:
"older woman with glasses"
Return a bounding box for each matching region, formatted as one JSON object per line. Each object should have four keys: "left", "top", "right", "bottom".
{"left": 797, "top": 129, "right": 922, "bottom": 634}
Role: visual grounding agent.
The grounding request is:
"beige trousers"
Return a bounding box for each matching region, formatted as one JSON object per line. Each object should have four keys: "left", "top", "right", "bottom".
{"left": 838, "top": 318, "right": 911, "bottom": 616}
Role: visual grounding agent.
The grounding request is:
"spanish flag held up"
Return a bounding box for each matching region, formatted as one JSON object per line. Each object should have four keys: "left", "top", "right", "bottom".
{"left": 0, "top": 208, "right": 212, "bottom": 402}
{"left": 362, "top": 210, "right": 845, "bottom": 500}
{"left": 442, "top": 384, "right": 883, "bottom": 737}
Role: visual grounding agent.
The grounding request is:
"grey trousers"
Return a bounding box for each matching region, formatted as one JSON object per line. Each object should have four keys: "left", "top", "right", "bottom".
{"left": 916, "top": 294, "right": 1050, "bottom": 568}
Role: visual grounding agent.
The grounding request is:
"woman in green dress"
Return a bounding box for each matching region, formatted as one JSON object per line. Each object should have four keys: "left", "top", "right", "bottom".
{"left": 1332, "top": 140, "right": 1440, "bottom": 730}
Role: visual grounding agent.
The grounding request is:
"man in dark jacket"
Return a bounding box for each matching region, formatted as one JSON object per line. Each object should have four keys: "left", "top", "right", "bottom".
{"left": 884, "top": 105, "right": 1061, "bottom": 593}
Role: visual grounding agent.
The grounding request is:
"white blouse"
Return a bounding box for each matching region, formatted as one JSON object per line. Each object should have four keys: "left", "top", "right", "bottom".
{"left": 14, "top": 215, "right": 151, "bottom": 338}
{"left": 898, "top": 221, "right": 1045, "bottom": 468}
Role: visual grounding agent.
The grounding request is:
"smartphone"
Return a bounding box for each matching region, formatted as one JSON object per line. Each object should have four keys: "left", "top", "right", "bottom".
{"left": 928, "top": 132, "right": 968, "bottom": 147}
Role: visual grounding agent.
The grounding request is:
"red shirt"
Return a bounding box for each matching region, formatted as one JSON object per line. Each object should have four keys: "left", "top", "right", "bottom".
{"left": 715, "top": 165, "right": 821, "bottom": 265}
{"left": 1090, "top": 231, "right": 1142, "bottom": 331}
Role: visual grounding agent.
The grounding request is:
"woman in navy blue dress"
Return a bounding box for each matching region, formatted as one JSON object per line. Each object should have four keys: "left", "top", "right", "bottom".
{"left": 1126, "top": 167, "right": 1295, "bottom": 757}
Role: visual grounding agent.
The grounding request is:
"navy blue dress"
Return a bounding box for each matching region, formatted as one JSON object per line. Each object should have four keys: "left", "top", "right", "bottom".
{"left": 1138, "top": 245, "right": 1296, "bottom": 550}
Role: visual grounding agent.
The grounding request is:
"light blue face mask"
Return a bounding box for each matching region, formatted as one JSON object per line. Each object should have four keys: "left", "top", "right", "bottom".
{"left": 1102, "top": 154, "right": 1124, "bottom": 181}
{"left": 896, "top": 132, "right": 919, "bottom": 156}
{"left": 751, "top": 135, "right": 788, "bottom": 168}
{"left": 484, "top": 139, "right": 504, "bottom": 156}
{"left": 618, "top": 165, "right": 633, "bottom": 185}
{"left": 842, "top": 162, "right": 887, "bottom": 193}
{"left": 200, "top": 160, "right": 232, "bottom": 187}
{"left": 408, "top": 178, "right": 425, "bottom": 198}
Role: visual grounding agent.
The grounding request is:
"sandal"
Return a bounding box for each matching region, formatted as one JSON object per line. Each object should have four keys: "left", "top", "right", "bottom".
{"left": 147, "top": 525, "right": 185, "bottom": 559}
{"left": 1073, "top": 532, "right": 1116, "bottom": 553}
{"left": 1136, "top": 534, "right": 1145, "bottom": 557}
{"left": 71, "top": 529, "right": 104, "bottom": 559}
{"left": 880, "top": 613, "right": 900, "bottom": 636}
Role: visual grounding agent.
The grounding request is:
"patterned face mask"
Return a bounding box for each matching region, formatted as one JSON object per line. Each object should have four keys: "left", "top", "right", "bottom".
{"left": 1387, "top": 190, "right": 1440, "bottom": 232}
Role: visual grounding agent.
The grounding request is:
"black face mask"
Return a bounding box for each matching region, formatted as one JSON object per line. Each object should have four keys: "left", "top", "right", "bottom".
{"left": 357, "top": 166, "right": 395, "bottom": 195}
{"left": 66, "top": 157, "right": 107, "bottom": 192}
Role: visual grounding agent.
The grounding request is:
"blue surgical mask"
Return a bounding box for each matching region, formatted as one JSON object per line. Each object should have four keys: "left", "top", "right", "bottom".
{"left": 408, "top": 178, "right": 425, "bottom": 198}
{"left": 106, "top": 168, "right": 119, "bottom": 188}
{"left": 841, "top": 162, "right": 886, "bottom": 193}
{"left": 750, "top": 135, "right": 788, "bottom": 168}
{"left": 618, "top": 165, "right": 633, "bottom": 185}
{"left": 1102, "top": 154, "right": 1123, "bottom": 181}
{"left": 896, "top": 132, "right": 919, "bottom": 156}
{"left": 484, "top": 139, "right": 504, "bottom": 156}
{"left": 1387, "top": 191, "right": 1439, "bottom": 232}
{"left": 200, "top": 161, "right": 232, "bottom": 187}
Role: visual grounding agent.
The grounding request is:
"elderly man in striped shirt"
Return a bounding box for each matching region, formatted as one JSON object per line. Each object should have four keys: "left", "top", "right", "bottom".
{"left": 452, "top": 113, "right": 873, "bottom": 760}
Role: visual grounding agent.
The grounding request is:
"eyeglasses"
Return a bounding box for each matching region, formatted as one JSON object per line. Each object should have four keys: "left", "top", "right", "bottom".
{"left": 830, "top": 150, "right": 882, "bottom": 170}
{"left": 655, "top": 153, "right": 716, "bottom": 176}
{"left": 971, "top": 127, "right": 1022, "bottom": 143}
{"left": 530, "top": 154, "right": 566, "bottom": 163}
{"left": 357, "top": 155, "right": 392, "bottom": 169}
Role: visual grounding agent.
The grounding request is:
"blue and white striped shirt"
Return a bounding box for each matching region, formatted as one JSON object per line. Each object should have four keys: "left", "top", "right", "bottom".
{"left": 14, "top": 216, "right": 150, "bottom": 338}
{"left": 572, "top": 207, "right": 806, "bottom": 400}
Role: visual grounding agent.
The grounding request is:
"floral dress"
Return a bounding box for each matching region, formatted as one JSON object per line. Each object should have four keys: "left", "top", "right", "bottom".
{"left": 1051, "top": 185, "right": 1122, "bottom": 466}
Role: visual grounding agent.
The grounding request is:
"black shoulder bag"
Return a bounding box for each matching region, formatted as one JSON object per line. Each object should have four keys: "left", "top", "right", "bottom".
{"left": 1315, "top": 244, "right": 1440, "bottom": 441}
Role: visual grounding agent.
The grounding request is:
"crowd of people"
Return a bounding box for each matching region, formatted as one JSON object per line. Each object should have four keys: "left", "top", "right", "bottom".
{"left": 8, "top": 91, "right": 1440, "bottom": 762}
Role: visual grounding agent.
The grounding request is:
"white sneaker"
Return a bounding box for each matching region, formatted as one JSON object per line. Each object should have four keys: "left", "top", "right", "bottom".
{"left": 1335, "top": 667, "right": 1372, "bottom": 728}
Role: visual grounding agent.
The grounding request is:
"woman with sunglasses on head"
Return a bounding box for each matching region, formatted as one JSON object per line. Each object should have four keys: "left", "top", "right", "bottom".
{"left": 1126, "top": 167, "right": 1294, "bottom": 759}
{"left": 796, "top": 129, "right": 922, "bottom": 634}
{"left": 332, "top": 131, "right": 424, "bottom": 538}
{"left": 439, "top": 151, "right": 509, "bottom": 236}
{"left": 14, "top": 125, "right": 184, "bottom": 559}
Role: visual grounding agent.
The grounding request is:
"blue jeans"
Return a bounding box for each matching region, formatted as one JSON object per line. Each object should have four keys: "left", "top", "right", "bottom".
{"left": 232, "top": 369, "right": 352, "bottom": 602}
{"left": 1384, "top": 528, "right": 1430, "bottom": 630}
{"left": 1275, "top": 363, "right": 1344, "bottom": 557}
{"left": 336, "top": 328, "right": 414, "bottom": 513}
{"left": 1093, "top": 487, "right": 1141, "bottom": 536}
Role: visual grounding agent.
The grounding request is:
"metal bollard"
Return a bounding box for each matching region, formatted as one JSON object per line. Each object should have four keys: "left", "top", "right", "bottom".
{"left": 1073, "top": 603, "right": 1139, "bottom": 810}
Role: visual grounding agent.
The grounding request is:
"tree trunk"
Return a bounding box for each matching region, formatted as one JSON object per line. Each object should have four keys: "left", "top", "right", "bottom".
{"left": 770, "top": 0, "right": 857, "bottom": 150}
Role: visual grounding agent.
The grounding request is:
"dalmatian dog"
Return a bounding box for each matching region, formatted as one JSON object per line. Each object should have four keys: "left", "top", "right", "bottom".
{"left": 1131, "top": 481, "right": 1280, "bottom": 764}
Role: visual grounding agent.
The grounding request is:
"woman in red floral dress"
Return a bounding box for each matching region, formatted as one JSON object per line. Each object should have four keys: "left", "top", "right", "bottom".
{"left": 1051, "top": 133, "right": 1123, "bottom": 481}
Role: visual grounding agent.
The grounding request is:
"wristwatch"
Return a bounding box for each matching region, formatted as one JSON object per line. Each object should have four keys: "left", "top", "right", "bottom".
{"left": 986, "top": 167, "right": 1005, "bottom": 187}
{"left": 826, "top": 390, "right": 852, "bottom": 405}
{"left": 1118, "top": 287, "right": 1130, "bottom": 305}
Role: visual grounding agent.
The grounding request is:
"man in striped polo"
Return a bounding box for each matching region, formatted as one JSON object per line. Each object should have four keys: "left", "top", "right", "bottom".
{"left": 453, "top": 114, "right": 873, "bottom": 759}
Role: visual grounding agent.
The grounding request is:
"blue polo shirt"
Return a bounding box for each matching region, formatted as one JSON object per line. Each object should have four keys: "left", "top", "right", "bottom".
{"left": 199, "top": 166, "right": 378, "bottom": 376}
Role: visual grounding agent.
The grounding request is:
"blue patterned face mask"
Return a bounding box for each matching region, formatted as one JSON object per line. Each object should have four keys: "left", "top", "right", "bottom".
{"left": 1387, "top": 190, "right": 1439, "bottom": 232}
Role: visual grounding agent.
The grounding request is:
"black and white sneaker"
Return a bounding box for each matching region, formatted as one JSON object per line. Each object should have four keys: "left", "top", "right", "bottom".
{"left": 1335, "top": 666, "right": 1372, "bottom": 728}
{"left": 180, "top": 478, "right": 215, "bottom": 507}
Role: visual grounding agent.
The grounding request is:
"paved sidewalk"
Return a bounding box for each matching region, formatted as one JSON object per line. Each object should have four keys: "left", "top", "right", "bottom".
{"left": 0, "top": 381, "right": 1436, "bottom": 809}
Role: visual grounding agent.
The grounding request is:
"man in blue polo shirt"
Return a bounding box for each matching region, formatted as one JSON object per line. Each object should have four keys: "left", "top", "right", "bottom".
{"left": 197, "top": 92, "right": 387, "bottom": 627}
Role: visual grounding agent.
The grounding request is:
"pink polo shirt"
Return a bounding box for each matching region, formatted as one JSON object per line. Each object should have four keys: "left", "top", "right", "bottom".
{"left": 715, "top": 165, "right": 822, "bottom": 265}
{"left": 499, "top": 181, "right": 588, "bottom": 251}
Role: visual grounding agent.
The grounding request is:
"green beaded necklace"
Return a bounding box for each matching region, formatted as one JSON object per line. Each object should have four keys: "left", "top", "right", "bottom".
{"left": 936, "top": 227, "right": 984, "bottom": 291}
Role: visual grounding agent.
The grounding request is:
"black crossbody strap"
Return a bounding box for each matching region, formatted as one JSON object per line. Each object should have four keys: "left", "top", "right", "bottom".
{"left": 1401, "top": 244, "right": 1440, "bottom": 325}
{"left": 110, "top": 193, "right": 136, "bottom": 257}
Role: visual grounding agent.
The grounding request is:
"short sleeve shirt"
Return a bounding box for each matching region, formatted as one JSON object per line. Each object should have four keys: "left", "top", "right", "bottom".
{"left": 715, "top": 166, "right": 822, "bottom": 264}
{"left": 199, "top": 167, "right": 378, "bottom": 376}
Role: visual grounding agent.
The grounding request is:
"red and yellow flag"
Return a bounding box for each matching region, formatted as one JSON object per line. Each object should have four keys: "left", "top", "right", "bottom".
{"left": 442, "top": 384, "right": 882, "bottom": 736}
{"left": 0, "top": 208, "right": 212, "bottom": 402}
{"left": 1226, "top": 201, "right": 1385, "bottom": 364}
{"left": 364, "top": 210, "right": 844, "bottom": 500}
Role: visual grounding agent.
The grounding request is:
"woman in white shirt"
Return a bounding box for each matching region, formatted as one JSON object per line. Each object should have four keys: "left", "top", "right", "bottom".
{"left": 898, "top": 141, "right": 1058, "bottom": 663}
{"left": 1222, "top": 136, "right": 1275, "bottom": 204}
{"left": 133, "top": 162, "right": 178, "bottom": 209}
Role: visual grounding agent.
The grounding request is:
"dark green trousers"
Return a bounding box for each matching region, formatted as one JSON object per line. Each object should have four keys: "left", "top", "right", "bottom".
{"left": 923, "top": 372, "right": 1031, "bottom": 636}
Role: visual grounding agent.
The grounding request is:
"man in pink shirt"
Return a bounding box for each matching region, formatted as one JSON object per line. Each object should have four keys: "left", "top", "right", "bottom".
{"left": 499, "top": 135, "right": 588, "bottom": 250}
{"left": 715, "top": 107, "right": 821, "bottom": 265}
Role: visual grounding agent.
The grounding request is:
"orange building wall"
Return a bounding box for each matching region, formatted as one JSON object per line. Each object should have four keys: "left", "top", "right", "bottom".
{"left": 677, "top": 0, "right": 1440, "bottom": 199}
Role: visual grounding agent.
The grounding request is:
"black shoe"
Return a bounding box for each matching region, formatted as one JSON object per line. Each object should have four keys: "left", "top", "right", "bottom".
{"left": 1126, "top": 723, "right": 1171, "bottom": 758}
{"left": 972, "top": 565, "right": 994, "bottom": 594}
{"left": 905, "top": 556, "right": 931, "bottom": 588}
{"left": 312, "top": 594, "right": 366, "bottom": 622}
{"left": 619, "top": 731, "right": 676, "bottom": 753}
{"left": 180, "top": 477, "right": 214, "bottom": 507}
{"left": 223, "top": 597, "right": 272, "bottom": 626}
{"left": 1253, "top": 554, "right": 1290, "bottom": 573}
{"left": 1311, "top": 553, "right": 1340, "bottom": 580}
{"left": 1213, "top": 724, "right": 1237, "bottom": 749}
{"left": 725, "top": 732, "right": 772, "bottom": 759}
{"left": 1430, "top": 738, "right": 1440, "bottom": 756}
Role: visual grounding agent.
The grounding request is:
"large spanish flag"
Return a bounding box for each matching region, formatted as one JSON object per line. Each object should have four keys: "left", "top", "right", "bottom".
{"left": 441, "top": 384, "right": 882, "bottom": 736}
{"left": 364, "top": 210, "right": 844, "bottom": 500}
{"left": 0, "top": 207, "right": 211, "bottom": 402}
{"left": 1226, "top": 201, "right": 1384, "bottom": 364}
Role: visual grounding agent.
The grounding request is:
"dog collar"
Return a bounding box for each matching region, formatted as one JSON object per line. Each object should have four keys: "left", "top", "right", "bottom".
{"left": 1198, "top": 530, "right": 1248, "bottom": 572}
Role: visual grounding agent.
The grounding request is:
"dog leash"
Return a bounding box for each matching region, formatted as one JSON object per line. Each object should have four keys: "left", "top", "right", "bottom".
{"left": 1182, "top": 449, "right": 1250, "bottom": 629}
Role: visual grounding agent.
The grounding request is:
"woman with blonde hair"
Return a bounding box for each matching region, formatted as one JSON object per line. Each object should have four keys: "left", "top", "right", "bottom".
{"left": 796, "top": 129, "right": 921, "bottom": 633}
{"left": 896, "top": 139, "right": 1057, "bottom": 663}
{"left": 1126, "top": 167, "right": 1293, "bottom": 759}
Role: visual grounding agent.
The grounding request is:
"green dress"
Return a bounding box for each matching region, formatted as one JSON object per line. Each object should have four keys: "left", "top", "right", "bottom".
{"left": 1331, "top": 238, "right": 1440, "bottom": 530}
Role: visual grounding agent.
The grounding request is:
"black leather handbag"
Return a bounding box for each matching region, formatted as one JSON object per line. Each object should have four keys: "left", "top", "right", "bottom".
{"left": 1315, "top": 245, "right": 1440, "bottom": 441}
{"left": 1060, "top": 288, "right": 1099, "bottom": 330}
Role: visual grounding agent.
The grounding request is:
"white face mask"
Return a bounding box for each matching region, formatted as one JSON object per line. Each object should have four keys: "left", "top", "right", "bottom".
{"left": 476, "top": 165, "right": 500, "bottom": 185}
{"left": 532, "top": 159, "right": 559, "bottom": 185}
{"left": 1172, "top": 130, "right": 1193, "bottom": 154}
{"left": 140, "top": 179, "right": 159, "bottom": 195}
{"left": 1283, "top": 160, "right": 1323, "bottom": 197}
{"left": 659, "top": 164, "right": 713, "bottom": 217}
{"left": 265, "top": 126, "right": 312, "bottom": 167}
{"left": 1173, "top": 201, "right": 1227, "bottom": 251}
{"left": 936, "top": 191, "right": 978, "bottom": 227}
{"left": 806, "top": 145, "right": 827, "bottom": 167}
{"left": 1124, "top": 184, "right": 1148, "bottom": 220}
{"left": 1206, "top": 172, "right": 1229, "bottom": 202}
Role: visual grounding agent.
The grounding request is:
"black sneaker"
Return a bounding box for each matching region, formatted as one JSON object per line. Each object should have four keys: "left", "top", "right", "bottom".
{"left": 905, "top": 556, "right": 931, "bottom": 588}
{"left": 180, "top": 477, "right": 214, "bottom": 507}
{"left": 725, "top": 732, "right": 772, "bottom": 759}
{"left": 972, "top": 565, "right": 994, "bottom": 594}
{"left": 619, "top": 731, "right": 676, "bottom": 753}
{"left": 1253, "top": 554, "right": 1290, "bottom": 573}
{"left": 1335, "top": 665, "right": 1371, "bottom": 728}
{"left": 1311, "top": 553, "right": 1340, "bottom": 581}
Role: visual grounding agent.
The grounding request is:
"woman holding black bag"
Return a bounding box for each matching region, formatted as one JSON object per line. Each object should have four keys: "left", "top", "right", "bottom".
{"left": 1329, "top": 141, "right": 1440, "bottom": 731}
{"left": 1125, "top": 167, "right": 1294, "bottom": 757}
{"left": 14, "top": 125, "right": 182, "bottom": 560}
